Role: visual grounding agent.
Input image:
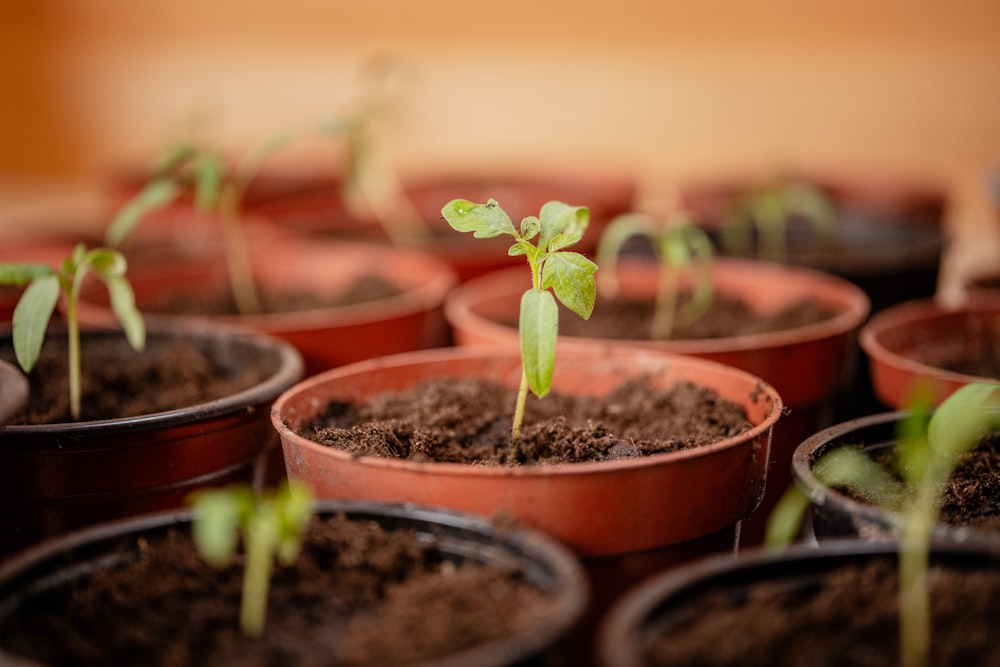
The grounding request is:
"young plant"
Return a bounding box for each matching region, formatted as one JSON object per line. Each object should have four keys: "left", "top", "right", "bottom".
{"left": 441, "top": 198, "right": 598, "bottom": 457}
{"left": 766, "top": 381, "right": 1000, "bottom": 667}
{"left": 721, "top": 177, "right": 837, "bottom": 262}
{"left": 189, "top": 480, "right": 314, "bottom": 639}
{"left": 596, "top": 211, "right": 714, "bottom": 340}
{"left": 0, "top": 244, "right": 145, "bottom": 421}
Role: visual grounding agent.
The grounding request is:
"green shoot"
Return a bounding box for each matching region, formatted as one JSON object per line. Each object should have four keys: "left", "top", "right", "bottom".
{"left": 441, "top": 198, "right": 598, "bottom": 455}
{"left": 596, "top": 211, "right": 714, "bottom": 340}
{"left": 189, "top": 481, "right": 314, "bottom": 639}
{"left": 0, "top": 244, "right": 145, "bottom": 421}
{"left": 721, "top": 177, "right": 836, "bottom": 262}
{"left": 765, "top": 382, "right": 1000, "bottom": 667}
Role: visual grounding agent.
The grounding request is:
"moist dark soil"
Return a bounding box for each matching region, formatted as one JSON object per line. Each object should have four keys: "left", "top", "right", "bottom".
{"left": 0, "top": 513, "right": 556, "bottom": 667}
{"left": 840, "top": 432, "right": 1000, "bottom": 533}
{"left": 0, "top": 334, "right": 273, "bottom": 424}
{"left": 301, "top": 376, "right": 753, "bottom": 465}
{"left": 151, "top": 274, "right": 402, "bottom": 316}
{"left": 639, "top": 556, "right": 1000, "bottom": 666}
{"left": 555, "top": 293, "right": 838, "bottom": 340}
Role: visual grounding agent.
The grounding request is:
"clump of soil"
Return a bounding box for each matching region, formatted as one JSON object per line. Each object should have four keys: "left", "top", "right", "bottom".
{"left": 557, "top": 293, "right": 838, "bottom": 340}
{"left": 0, "top": 513, "right": 558, "bottom": 667}
{"left": 0, "top": 334, "right": 274, "bottom": 424}
{"left": 302, "top": 376, "right": 753, "bottom": 465}
{"left": 639, "top": 556, "right": 1000, "bottom": 666}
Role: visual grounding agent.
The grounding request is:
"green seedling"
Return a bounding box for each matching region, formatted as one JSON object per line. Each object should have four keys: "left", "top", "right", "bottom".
{"left": 189, "top": 481, "right": 314, "bottom": 639}
{"left": 596, "top": 211, "right": 714, "bottom": 340}
{"left": 441, "top": 198, "right": 598, "bottom": 457}
{"left": 766, "top": 382, "right": 1000, "bottom": 667}
{"left": 0, "top": 244, "right": 145, "bottom": 421}
{"left": 721, "top": 177, "right": 836, "bottom": 262}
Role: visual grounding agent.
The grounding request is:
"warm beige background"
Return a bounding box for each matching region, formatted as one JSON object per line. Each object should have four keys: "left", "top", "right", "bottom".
{"left": 2, "top": 0, "right": 999, "bottom": 295}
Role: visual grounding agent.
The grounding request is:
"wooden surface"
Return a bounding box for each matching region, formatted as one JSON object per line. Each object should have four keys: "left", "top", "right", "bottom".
{"left": 1, "top": 1, "right": 998, "bottom": 297}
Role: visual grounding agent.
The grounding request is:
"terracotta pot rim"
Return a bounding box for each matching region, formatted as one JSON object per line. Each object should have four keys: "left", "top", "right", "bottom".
{"left": 271, "top": 345, "right": 783, "bottom": 477}
{"left": 1, "top": 320, "right": 304, "bottom": 437}
{"left": 446, "top": 258, "right": 870, "bottom": 355}
{"left": 859, "top": 295, "right": 1000, "bottom": 387}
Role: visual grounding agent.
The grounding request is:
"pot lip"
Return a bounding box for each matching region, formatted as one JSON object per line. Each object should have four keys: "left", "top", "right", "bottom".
{"left": 0, "top": 499, "right": 589, "bottom": 667}
{"left": 445, "top": 258, "right": 871, "bottom": 355}
{"left": 598, "top": 536, "right": 997, "bottom": 666}
{"left": 271, "top": 344, "right": 783, "bottom": 477}
{"left": 790, "top": 409, "right": 1000, "bottom": 544}
{"left": 859, "top": 295, "right": 1000, "bottom": 387}
{"left": 1, "top": 320, "right": 304, "bottom": 436}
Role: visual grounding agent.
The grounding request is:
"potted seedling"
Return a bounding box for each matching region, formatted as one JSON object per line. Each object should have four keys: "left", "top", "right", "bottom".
{"left": 445, "top": 206, "right": 870, "bottom": 544}
{"left": 0, "top": 244, "right": 304, "bottom": 559}
{"left": 271, "top": 197, "right": 783, "bottom": 661}
{"left": 763, "top": 382, "right": 1000, "bottom": 667}
{"left": 0, "top": 497, "right": 587, "bottom": 665}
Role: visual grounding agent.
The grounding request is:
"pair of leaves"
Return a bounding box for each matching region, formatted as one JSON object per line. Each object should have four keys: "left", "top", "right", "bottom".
{"left": 442, "top": 198, "right": 597, "bottom": 398}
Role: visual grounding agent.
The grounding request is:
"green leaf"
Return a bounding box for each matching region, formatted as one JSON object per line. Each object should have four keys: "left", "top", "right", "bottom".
{"left": 538, "top": 201, "right": 589, "bottom": 251}
{"left": 190, "top": 490, "right": 247, "bottom": 568}
{"left": 105, "top": 178, "right": 180, "bottom": 247}
{"left": 595, "top": 213, "right": 651, "bottom": 296}
{"left": 508, "top": 242, "right": 528, "bottom": 257}
{"left": 0, "top": 263, "right": 52, "bottom": 287}
{"left": 193, "top": 152, "right": 224, "bottom": 213}
{"left": 927, "top": 382, "right": 1000, "bottom": 460}
{"left": 519, "top": 288, "right": 558, "bottom": 398}
{"left": 541, "top": 251, "right": 598, "bottom": 319}
{"left": 814, "top": 447, "right": 905, "bottom": 509}
{"left": 11, "top": 274, "right": 60, "bottom": 372}
{"left": 441, "top": 198, "right": 516, "bottom": 238}
{"left": 86, "top": 248, "right": 128, "bottom": 280}
{"left": 520, "top": 215, "right": 540, "bottom": 241}
{"left": 105, "top": 276, "right": 146, "bottom": 352}
{"left": 151, "top": 142, "right": 196, "bottom": 177}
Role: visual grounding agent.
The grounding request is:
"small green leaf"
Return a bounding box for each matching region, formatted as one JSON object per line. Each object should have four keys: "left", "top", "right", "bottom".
{"left": 193, "top": 152, "right": 224, "bottom": 213}
{"left": 520, "top": 216, "right": 540, "bottom": 240}
{"left": 105, "top": 276, "right": 146, "bottom": 352}
{"left": 0, "top": 263, "right": 52, "bottom": 287}
{"left": 86, "top": 249, "right": 128, "bottom": 280}
{"left": 927, "top": 382, "right": 1000, "bottom": 460}
{"left": 595, "top": 213, "right": 651, "bottom": 296}
{"left": 508, "top": 242, "right": 528, "bottom": 257}
{"left": 538, "top": 201, "right": 589, "bottom": 250}
{"left": 11, "top": 274, "right": 60, "bottom": 372}
{"left": 441, "top": 198, "right": 517, "bottom": 238}
{"left": 191, "top": 490, "right": 247, "bottom": 568}
{"left": 519, "top": 288, "right": 558, "bottom": 398}
{"left": 152, "top": 142, "right": 197, "bottom": 176}
{"left": 105, "top": 178, "right": 180, "bottom": 247}
{"left": 541, "top": 251, "right": 598, "bottom": 319}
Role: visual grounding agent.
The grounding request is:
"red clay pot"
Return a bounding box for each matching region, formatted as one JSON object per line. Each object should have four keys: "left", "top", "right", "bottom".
{"left": 0, "top": 321, "right": 303, "bottom": 560}
{"left": 77, "top": 229, "right": 457, "bottom": 377}
{"left": 444, "top": 258, "right": 870, "bottom": 543}
{"left": 859, "top": 295, "right": 1000, "bottom": 409}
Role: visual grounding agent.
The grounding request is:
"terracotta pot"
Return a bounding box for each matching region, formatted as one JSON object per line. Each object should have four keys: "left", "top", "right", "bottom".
{"left": 0, "top": 500, "right": 587, "bottom": 666}
{"left": 271, "top": 345, "right": 781, "bottom": 663}
{"left": 598, "top": 539, "right": 1000, "bottom": 667}
{"left": 77, "top": 229, "right": 457, "bottom": 377}
{"left": 0, "top": 359, "right": 28, "bottom": 424}
{"left": 791, "top": 410, "right": 1000, "bottom": 545}
{"left": 0, "top": 321, "right": 304, "bottom": 559}
{"left": 444, "top": 258, "right": 870, "bottom": 544}
{"left": 859, "top": 295, "right": 1000, "bottom": 409}
{"left": 257, "top": 169, "right": 638, "bottom": 282}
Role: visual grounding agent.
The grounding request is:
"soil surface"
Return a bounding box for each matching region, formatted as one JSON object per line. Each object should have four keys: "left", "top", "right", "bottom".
{"left": 0, "top": 335, "right": 273, "bottom": 424}
{"left": 0, "top": 513, "right": 557, "bottom": 667}
{"left": 531, "top": 292, "right": 838, "bottom": 341}
{"left": 302, "top": 376, "right": 753, "bottom": 465}
{"left": 640, "top": 556, "right": 1000, "bottom": 666}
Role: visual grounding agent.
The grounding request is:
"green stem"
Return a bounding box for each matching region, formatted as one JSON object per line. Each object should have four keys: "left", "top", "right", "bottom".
{"left": 241, "top": 515, "right": 275, "bottom": 638}
{"left": 509, "top": 369, "right": 529, "bottom": 461}
{"left": 899, "top": 467, "right": 940, "bottom": 667}
{"left": 219, "top": 187, "right": 262, "bottom": 316}
{"left": 651, "top": 264, "right": 678, "bottom": 340}
{"left": 65, "top": 296, "right": 81, "bottom": 421}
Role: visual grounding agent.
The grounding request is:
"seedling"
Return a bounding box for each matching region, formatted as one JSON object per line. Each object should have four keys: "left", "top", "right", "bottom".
{"left": 441, "top": 198, "right": 597, "bottom": 457}
{"left": 0, "top": 244, "right": 145, "bottom": 421}
{"left": 721, "top": 177, "right": 836, "bottom": 262}
{"left": 596, "top": 211, "right": 714, "bottom": 340}
{"left": 766, "top": 382, "right": 1000, "bottom": 667}
{"left": 189, "top": 481, "right": 314, "bottom": 638}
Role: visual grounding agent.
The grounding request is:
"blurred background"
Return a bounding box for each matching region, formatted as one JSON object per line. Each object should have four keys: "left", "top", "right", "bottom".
{"left": 1, "top": 0, "right": 999, "bottom": 292}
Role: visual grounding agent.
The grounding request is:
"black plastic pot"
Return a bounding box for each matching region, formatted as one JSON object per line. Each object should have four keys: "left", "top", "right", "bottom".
{"left": 598, "top": 540, "right": 1000, "bottom": 667}
{"left": 0, "top": 322, "right": 304, "bottom": 559}
{"left": 0, "top": 500, "right": 588, "bottom": 667}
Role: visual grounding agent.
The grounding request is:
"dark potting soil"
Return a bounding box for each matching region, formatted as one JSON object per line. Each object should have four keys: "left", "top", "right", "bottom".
{"left": 640, "top": 557, "right": 1000, "bottom": 666}
{"left": 0, "top": 513, "right": 555, "bottom": 667}
{"left": 302, "top": 376, "right": 752, "bottom": 465}
{"left": 555, "top": 293, "right": 838, "bottom": 340}
{"left": 0, "top": 335, "right": 272, "bottom": 424}
{"left": 152, "top": 274, "right": 402, "bottom": 316}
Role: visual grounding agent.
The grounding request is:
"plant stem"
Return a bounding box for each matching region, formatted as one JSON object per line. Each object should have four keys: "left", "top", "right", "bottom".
{"left": 65, "top": 296, "right": 82, "bottom": 421}
{"left": 509, "top": 369, "right": 529, "bottom": 461}
{"left": 651, "top": 264, "right": 678, "bottom": 340}
{"left": 241, "top": 515, "right": 275, "bottom": 638}
{"left": 899, "top": 465, "right": 940, "bottom": 667}
{"left": 219, "top": 188, "right": 262, "bottom": 316}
